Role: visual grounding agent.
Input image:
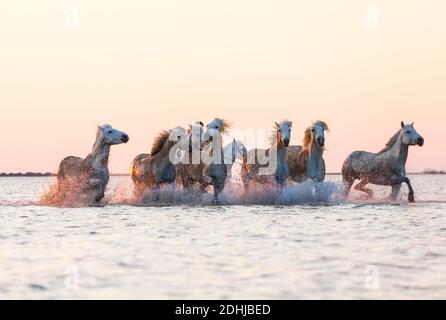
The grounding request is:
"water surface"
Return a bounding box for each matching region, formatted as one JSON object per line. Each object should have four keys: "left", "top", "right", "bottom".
{"left": 1, "top": 175, "right": 445, "bottom": 299}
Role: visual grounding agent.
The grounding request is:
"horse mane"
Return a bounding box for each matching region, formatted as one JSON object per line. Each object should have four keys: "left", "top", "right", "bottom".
{"left": 93, "top": 124, "right": 112, "bottom": 148}
{"left": 314, "top": 120, "right": 329, "bottom": 132}
{"left": 377, "top": 130, "right": 402, "bottom": 154}
{"left": 302, "top": 120, "right": 329, "bottom": 150}
{"left": 150, "top": 130, "right": 171, "bottom": 156}
{"left": 187, "top": 121, "right": 204, "bottom": 134}
{"left": 302, "top": 127, "right": 313, "bottom": 150}
{"left": 269, "top": 120, "right": 292, "bottom": 146}
{"left": 208, "top": 118, "right": 231, "bottom": 134}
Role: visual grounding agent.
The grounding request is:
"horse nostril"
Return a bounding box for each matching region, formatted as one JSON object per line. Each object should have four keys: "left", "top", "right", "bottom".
{"left": 122, "top": 134, "right": 129, "bottom": 142}
{"left": 316, "top": 137, "right": 324, "bottom": 146}
{"left": 418, "top": 137, "right": 424, "bottom": 146}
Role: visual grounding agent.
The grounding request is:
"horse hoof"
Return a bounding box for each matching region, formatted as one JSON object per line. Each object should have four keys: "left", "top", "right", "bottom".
{"left": 408, "top": 193, "right": 415, "bottom": 203}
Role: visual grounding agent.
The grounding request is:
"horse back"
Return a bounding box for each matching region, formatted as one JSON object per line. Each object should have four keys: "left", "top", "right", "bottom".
{"left": 287, "top": 145, "right": 307, "bottom": 182}
{"left": 57, "top": 156, "right": 84, "bottom": 178}
{"left": 342, "top": 150, "right": 382, "bottom": 179}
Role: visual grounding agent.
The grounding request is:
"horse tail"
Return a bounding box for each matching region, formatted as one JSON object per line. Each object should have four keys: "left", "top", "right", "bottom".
{"left": 341, "top": 153, "right": 353, "bottom": 181}
{"left": 341, "top": 152, "right": 357, "bottom": 197}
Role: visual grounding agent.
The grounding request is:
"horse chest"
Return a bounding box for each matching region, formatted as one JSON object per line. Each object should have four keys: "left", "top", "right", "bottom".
{"left": 275, "top": 162, "right": 289, "bottom": 184}
{"left": 307, "top": 159, "right": 321, "bottom": 178}
{"left": 91, "top": 160, "right": 109, "bottom": 184}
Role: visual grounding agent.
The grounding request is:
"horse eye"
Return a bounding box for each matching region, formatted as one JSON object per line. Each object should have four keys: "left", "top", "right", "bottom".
{"left": 108, "top": 130, "right": 113, "bottom": 134}
{"left": 406, "top": 130, "right": 411, "bottom": 134}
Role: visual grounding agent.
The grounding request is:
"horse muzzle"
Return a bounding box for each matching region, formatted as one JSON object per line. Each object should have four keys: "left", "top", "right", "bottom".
{"left": 283, "top": 138, "right": 290, "bottom": 147}
{"left": 317, "top": 137, "right": 325, "bottom": 147}
{"left": 121, "top": 134, "right": 129, "bottom": 143}
{"left": 417, "top": 137, "right": 424, "bottom": 146}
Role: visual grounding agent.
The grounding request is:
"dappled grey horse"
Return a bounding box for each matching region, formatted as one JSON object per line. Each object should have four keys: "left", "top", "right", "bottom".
{"left": 241, "top": 120, "right": 292, "bottom": 191}
{"left": 130, "top": 127, "right": 186, "bottom": 201}
{"left": 342, "top": 122, "right": 424, "bottom": 202}
{"left": 56, "top": 124, "right": 129, "bottom": 203}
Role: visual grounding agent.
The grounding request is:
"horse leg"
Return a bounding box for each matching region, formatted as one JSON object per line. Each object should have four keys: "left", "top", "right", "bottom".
{"left": 95, "top": 184, "right": 105, "bottom": 202}
{"left": 391, "top": 175, "right": 414, "bottom": 203}
{"left": 354, "top": 179, "right": 373, "bottom": 198}
{"left": 133, "top": 182, "right": 146, "bottom": 202}
{"left": 240, "top": 167, "right": 251, "bottom": 192}
{"left": 389, "top": 184, "right": 401, "bottom": 201}
{"left": 404, "top": 177, "right": 415, "bottom": 203}
{"left": 212, "top": 187, "right": 220, "bottom": 204}
{"left": 226, "top": 164, "right": 232, "bottom": 180}
{"left": 152, "top": 183, "right": 161, "bottom": 201}
{"left": 342, "top": 177, "right": 355, "bottom": 199}
{"left": 212, "top": 182, "right": 224, "bottom": 204}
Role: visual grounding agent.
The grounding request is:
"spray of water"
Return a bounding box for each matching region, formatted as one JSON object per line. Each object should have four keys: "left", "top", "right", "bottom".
{"left": 40, "top": 177, "right": 103, "bottom": 207}
{"left": 35, "top": 164, "right": 414, "bottom": 207}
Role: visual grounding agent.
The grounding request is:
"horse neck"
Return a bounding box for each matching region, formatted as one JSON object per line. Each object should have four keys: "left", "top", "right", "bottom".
{"left": 158, "top": 139, "right": 173, "bottom": 159}
{"left": 91, "top": 139, "right": 111, "bottom": 166}
{"left": 308, "top": 140, "right": 323, "bottom": 162}
{"left": 272, "top": 139, "right": 287, "bottom": 164}
{"left": 388, "top": 132, "right": 409, "bottom": 166}
{"left": 203, "top": 134, "right": 224, "bottom": 162}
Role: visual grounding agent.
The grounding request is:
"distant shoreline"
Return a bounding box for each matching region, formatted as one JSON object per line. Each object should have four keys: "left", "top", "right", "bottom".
{"left": 0, "top": 171, "right": 445, "bottom": 177}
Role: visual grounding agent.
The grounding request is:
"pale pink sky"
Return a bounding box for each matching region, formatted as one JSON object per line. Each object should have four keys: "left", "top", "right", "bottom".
{"left": 0, "top": 1, "right": 445, "bottom": 173}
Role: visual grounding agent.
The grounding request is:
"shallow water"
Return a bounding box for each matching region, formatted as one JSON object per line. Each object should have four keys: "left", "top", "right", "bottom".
{"left": 0, "top": 174, "right": 445, "bottom": 299}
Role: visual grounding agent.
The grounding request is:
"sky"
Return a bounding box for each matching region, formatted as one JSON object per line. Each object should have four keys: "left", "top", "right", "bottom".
{"left": 0, "top": 1, "right": 445, "bottom": 173}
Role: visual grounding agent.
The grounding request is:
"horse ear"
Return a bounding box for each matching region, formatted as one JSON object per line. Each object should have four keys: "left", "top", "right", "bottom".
{"left": 289, "top": 121, "right": 293, "bottom": 128}
{"left": 401, "top": 121, "right": 405, "bottom": 128}
{"left": 411, "top": 121, "right": 414, "bottom": 126}
{"left": 188, "top": 124, "right": 192, "bottom": 129}
{"left": 199, "top": 121, "right": 204, "bottom": 127}
{"left": 275, "top": 122, "right": 280, "bottom": 128}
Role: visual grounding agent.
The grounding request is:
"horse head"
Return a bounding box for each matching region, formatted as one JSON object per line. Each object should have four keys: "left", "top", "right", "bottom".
{"left": 275, "top": 121, "right": 292, "bottom": 147}
{"left": 188, "top": 121, "right": 205, "bottom": 151}
{"left": 204, "top": 118, "right": 231, "bottom": 146}
{"left": 96, "top": 124, "right": 129, "bottom": 145}
{"left": 311, "top": 120, "right": 329, "bottom": 148}
{"left": 401, "top": 121, "right": 424, "bottom": 147}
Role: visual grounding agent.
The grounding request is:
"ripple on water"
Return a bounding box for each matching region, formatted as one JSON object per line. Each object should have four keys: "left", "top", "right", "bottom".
{"left": 1, "top": 175, "right": 446, "bottom": 299}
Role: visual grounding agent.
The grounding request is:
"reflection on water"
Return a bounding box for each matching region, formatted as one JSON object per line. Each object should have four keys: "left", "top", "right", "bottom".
{"left": 0, "top": 175, "right": 446, "bottom": 299}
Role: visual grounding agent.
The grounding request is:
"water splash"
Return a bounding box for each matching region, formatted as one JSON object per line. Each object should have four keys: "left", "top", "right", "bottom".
{"left": 33, "top": 169, "right": 428, "bottom": 207}
{"left": 104, "top": 179, "right": 343, "bottom": 207}
{"left": 39, "top": 178, "right": 101, "bottom": 207}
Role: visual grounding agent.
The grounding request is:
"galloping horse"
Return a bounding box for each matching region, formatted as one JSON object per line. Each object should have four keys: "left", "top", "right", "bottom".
{"left": 223, "top": 139, "right": 248, "bottom": 179}
{"left": 176, "top": 121, "right": 206, "bottom": 191}
{"left": 201, "top": 118, "right": 231, "bottom": 203}
{"left": 130, "top": 127, "right": 186, "bottom": 201}
{"left": 288, "top": 120, "right": 329, "bottom": 183}
{"left": 241, "top": 120, "right": 292, "bottom": 191}
{"left": 56, "top": 124, "right": 129, "bottom": 203}
{"left": 342, "top": 121, "right": 424, "bottom": 202}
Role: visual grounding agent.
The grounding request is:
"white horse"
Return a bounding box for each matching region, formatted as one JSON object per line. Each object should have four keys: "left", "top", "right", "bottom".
{"left": 56, "top": 124, "right": 129, "bottom": 203}
{"left": 130, "top": 127, "right": 186, "bottom": 201}
{"left": 176, "top": 121, "right": 206, "bottom": 190}
{"left": 224, "top": 139, "right": 248, "bottom": 179}
{"left": 241, "top": 120, "right": 292, "bottom": 190}
{"left": 288, "top": 120, "right": 329, "bottom": 183}
{"left": 201, "top": 118, "right": 231, "bottom": 203}
{"left": 342, "top": 121, "right": 424, "bottom": 202}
